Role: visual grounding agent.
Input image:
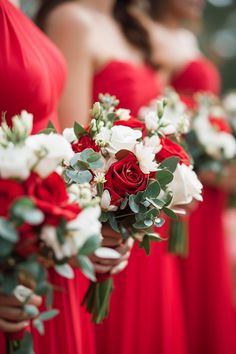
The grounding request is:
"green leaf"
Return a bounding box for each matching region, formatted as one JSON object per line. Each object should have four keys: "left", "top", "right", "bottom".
{"left": 77, "top": 255, "right": 96, "bottom": 281}
{"left": 144, "top": 219, "right": 153, "bottom": 227}
{"left": 11, "top": 197, "right": 44, "bottom": 225}
{"left": 120, "top": 197, "right": 128, "bottom": 210}
{"left": 156, "top": 170, "right": 173, "bottom": 186}
{"left": 108, "top": 213, "right": 120, "bottom": 233}
{"left": 145, "top": 232, "right": 164, "bottom": 242}
{"left": 78, "top": 234, "right": 101, "bottom": 256}
{"left": 159, "top": 156, "right": 179, "bottom": 173}
{"left": 0, "top": 217, "right": 18, "bottom": 242}
{"left": 143, "top": 181, "right": 161, "bottom": 200}
{"left": 128, "top": 195, "right": 140, "bottom": 213}
{"left": 100, "top": 211, "right": 109, "bottom": 223}
{"left": 154, "top": 218, "right": 165, "bottom": 228}
{"left": 133, "top": 221, "right": 147, "bottom": 230}
{"left": 74, "top": 121, "right": 87, "bottom": 138}
{"left": 163, "top": 207, "right": 178, "bottom": 220}
{"left": 87, "top": 153, "right": 101, "bottom": 163}
{"left": 0, "top": 238, "right": 14, "bottom": 257}
{"left": 33, "top": 318, "right": 45, "bottom": 335}
{"left": 66, "top": 169, "right": 92, "bottom": 184}
{"left": 54, "top": 264, "right": 74, "bottom": 279}
{"left": 139, "top": 235, "right": 150, "bottom": 255}
{"left": 146, "top": 198, "right": 166, "bottom": 210}
{"left": 38, "top": 309, "right": 60, "bottom": 322}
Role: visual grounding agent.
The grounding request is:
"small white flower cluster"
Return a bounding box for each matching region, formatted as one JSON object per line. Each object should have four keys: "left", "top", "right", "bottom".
{"left": 0, "top": 111, "right": 74, "bottom": 180}
{"left": 139, "top": 89, "right": 190, "bottom": 137}
{"left": 193, "top": 105, "right": 236, "bottom": 160}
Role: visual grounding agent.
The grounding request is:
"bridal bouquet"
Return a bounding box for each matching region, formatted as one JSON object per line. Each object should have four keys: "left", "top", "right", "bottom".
{"left": 62, "top": 93, "right": 202, "bottom": 322}
{"left": 139, "top": 89, "right": 203, "bottom": 255}
{"left": 185, "top": 93, "right": 236, "bottom": 174}
{"left": 0, "top": 112, "right": 101, "bottom": 353}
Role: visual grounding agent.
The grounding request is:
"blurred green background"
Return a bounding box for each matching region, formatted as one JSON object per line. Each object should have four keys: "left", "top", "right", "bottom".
{"left": 21, "top": 0, "right": 236, "bottom": 94}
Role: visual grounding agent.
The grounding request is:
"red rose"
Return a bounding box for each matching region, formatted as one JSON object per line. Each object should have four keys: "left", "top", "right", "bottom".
{"left": 180, "top": 95, "right": 197, "bottom": 111}
{"left": 0, "top": 179, "right": 25, "bottom": 217}
{"left": 105, "top": 152, "right": 148, "bottom": 205}
{"left": 157, "top": 137, "right": 190, "bottom": 166}
{"left": 114, "top": 117, "right": 146, "bottom": 135}
{"left": 209, "top": 116, "right": 232, "bottom": 133}
{"left": 16, "top": 224, "right": 40, "bottom": 257}
{"left": 72, "top": 135, "right": 100, "bottom": 153}
{"left": 25, "top": 172, "right": 81, "bottom": 226}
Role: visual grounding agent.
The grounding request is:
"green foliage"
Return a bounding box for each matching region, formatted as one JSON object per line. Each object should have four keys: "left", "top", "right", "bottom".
{"left": 74, "top": 122, "right": 87, "bottom": 138}
{"left": 0, "top": 217, "right": 18, "bottom": 243}
{"left": 78, "top": 234, "right": 101, "bottom": 256}
{"left": 11, "top": 198, "right": 44, "bottom": 226}
{"left": 77, "top": 255, "right": 96, "bottom": 281}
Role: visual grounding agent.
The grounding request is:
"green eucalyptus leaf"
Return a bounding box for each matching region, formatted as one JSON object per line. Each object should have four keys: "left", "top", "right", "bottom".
{"left": 11, "top": 198, "right": 44, "bottom": 225}
{"left": 163, "top": 207, "right": 178, "bottom": 220}
{"left": 159, "top": 156, "right": 179, "bottom": 173}
{"left": 139, "top": 235, "right": 150, "bottom": 255}
{"left": 33, "top": 318, "right": 45, "bottom": 335}
{"left": 66, "top": 169, "right": 92, "bottom": 184}
{"left": 120, "top": 197, "right": 128, "bottom": 210}
{"left": 38, "top": 309, "right": 60, "bottom": 322}
{"left": 100, "top": 211, "right": 109, "bottom": 223}
{"left": 128, "top": 195, "right": 140, "bottom": 213}
{"left": 108, "top": 213, "right": 120, "bottom": 233}
{"left": 77, "top": 255, "right": 96, "bottom": 281}
{"left": 0, "top": 217, "right": 18, "bottom": 242}
{"left": 145, "top": 232, "right": 164, "bottom": 242}
{"left": 54, "top": 264, "right": 74, "bottom": 279}
{"left": 24, "top": 304, "right": 39, "bottom": 318}
{"left": 143, "top": 181, "right": 161, "bottom": 199}
{"left": 0, "top": 238, "right": 14, "bottom": 257}
{"left": 156, "top": 170, "right": 173, "bottom": 186}
{"left": 78, "top": 234, "right": 101, "bottom": 256}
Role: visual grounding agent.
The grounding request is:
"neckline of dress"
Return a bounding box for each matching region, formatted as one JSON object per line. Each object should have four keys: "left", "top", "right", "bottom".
{"left": 94, "top": 59, "right": 153, "bottom": 78}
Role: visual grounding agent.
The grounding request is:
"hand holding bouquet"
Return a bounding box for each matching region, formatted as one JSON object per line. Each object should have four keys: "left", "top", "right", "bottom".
{"left": 0, "top": 112, "right": 102, "bottom": 353}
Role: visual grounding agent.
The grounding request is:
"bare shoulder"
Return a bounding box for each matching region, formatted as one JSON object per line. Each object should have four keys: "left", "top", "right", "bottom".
{"left": 44, "top": 2, "right": 93, "bottom": 35}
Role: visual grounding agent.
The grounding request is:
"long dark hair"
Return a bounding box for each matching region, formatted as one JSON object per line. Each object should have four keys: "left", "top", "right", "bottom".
{"left": 36, "top": 0, "right": 154, "bottom": 66}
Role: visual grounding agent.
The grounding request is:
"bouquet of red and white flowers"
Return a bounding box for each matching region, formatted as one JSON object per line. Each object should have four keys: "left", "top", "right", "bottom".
{"left": 185, "top": 93, "right": 236, "bottom": 174}
{"left": 139, "top": 89, "right": 203, "bottom": 255}
{"left": 0, "top": 112, "right": 102, "bottom": 353}
{"left": 63, "top": 94, "right": 203, "bottom": 322}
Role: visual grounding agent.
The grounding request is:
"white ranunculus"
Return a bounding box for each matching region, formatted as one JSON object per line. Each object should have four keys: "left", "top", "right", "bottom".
{"left": 101, "top": 190, "right": 118, "bottom": 211}
{"left": 62, "top": 128, "right": 76, "bottom": 143}
{"left": 41, "top": 206, "right": 102, "bottom": 260}
{"left": 143, "top": 135, "right": 162, "bottom": 154}
{"left": 160, "top": 100, "right": 189, "bottom": 135}
{"left": 208, "top": 133, "right": 236, "bottom": 160}
{"left": 0, "top": 145, "right": 36, "bottom": 180}
{"left": 68, "top": 183, "right": 93, "bottom": 206}
{"left": 169, "top": 164, "right": 203, "bottom": 207}
{"left": 134, "top": 143, "right": 158, "bottom": 174}
{"left": 223, "top": 93, "right": 236, "bottom": 113}
{"left": 144, "top": 111, "right": 158, "bottom": 131}
{"left": 26, "top": 133, "right": 74, "bottom": 177}
{"left": 106, "top": 126, "right": 142, "bottom": 156}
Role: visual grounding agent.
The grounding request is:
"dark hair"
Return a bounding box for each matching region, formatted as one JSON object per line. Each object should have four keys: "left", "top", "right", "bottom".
{"left": 36, "top": 0, "right": 154, "bottom": 66}
{"left": 113, "top": 0, "right": 153, "bottom": 66}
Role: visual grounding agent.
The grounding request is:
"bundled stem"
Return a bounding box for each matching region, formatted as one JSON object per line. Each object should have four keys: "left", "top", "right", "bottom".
{"left": 168, "top": 219, "right": 188, "bottom": 257}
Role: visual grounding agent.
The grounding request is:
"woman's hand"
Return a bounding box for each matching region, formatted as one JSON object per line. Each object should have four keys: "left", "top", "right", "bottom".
{"left": 199, "top": 164, "right": 236, "bottom": 194}
{"left": 0, "top": 288, "right": 42, "bottom": 333}
{"left": 90, "top": 224, "right": 134, "bottom": 275}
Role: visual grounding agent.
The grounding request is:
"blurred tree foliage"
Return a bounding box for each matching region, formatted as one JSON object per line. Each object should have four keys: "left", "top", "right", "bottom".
{"left": 200, "top": 0, "right": 236, "bottom": 93}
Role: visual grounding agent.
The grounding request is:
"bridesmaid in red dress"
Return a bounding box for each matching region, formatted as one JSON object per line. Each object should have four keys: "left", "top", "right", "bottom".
{"left": 0, "top": 1, "right": 96, "bottom": 353}
{"left": 147, "top": 1, "right": 236, "bottom": 353}
{"left": 37, "top": 1, "right": 187, "bottom": 354}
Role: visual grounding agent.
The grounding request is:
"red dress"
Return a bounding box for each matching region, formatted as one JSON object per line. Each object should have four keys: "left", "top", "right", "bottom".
{"left": 0, "top": 2, "right": 95, "bottom": 354}
{"left": 94, "top": 61, "right": 187, "bottom": 354}
{"left": 172, "top": 58, "right": 236, "bottom": 354}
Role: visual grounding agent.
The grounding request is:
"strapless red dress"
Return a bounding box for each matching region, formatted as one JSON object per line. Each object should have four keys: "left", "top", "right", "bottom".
{"left": 0, "top": 2, "right": 95, "bottom": 354}
{"left": 94, "top": 61, "right": 187, "bottom": 354}
{"left": 172, "top": 58, "right": 236, "bottom": 354}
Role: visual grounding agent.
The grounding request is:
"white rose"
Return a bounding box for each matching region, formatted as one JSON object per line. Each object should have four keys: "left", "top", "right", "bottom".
{"left": 0, "top": 145, "right": 36, "bottom": 180}
{"left": 26, "top": 133, "right": 74, "bottom": 177}
{"left": 144, "top": 111, "right": 158, "bottom": 131}
{"left": 134, "top": 143, "right": 158, "bottom": 174}
{"left": 41, "top": 206, "right": 102, "bottom": 260}
{"left": 62, "top": 128, "right": 76, "bottom": 143}
{"left": 101, "top": 190, "right": 118, "bottom": 211}
{"left": 143, "top": 135, "right": 162, "bottom": 154}
{"left": 216, "top": 133, "right": 236, "bottom": 159}
{"left": 223, "top": 93, "right": 236, "bottom": 113}
{"left": 169, "top": 164, "right": 203, "bottom": 207}
{"left": 106, "top": 126, "right": 142, "bottom": 156}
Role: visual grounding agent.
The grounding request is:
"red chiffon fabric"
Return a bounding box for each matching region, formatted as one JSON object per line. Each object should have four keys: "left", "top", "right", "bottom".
{"left": 172, "top": 57, "right": 236, "bottom": 354}
{"left": 0, "top": 2, "right": 94, "bottom": 354}
{"left": 94, "top": 61, "right": 187, "bottom": 354}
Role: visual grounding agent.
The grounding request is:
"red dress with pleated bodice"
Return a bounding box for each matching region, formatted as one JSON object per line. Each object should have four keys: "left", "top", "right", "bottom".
{"left": 0, "top": 2, "right": 95, "bottom": 354}
{"left": 94, "top": 61, "right": 187, "bottom": 354}
{"left": 172, "top": 57, "right": 236, "bottom": 354}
